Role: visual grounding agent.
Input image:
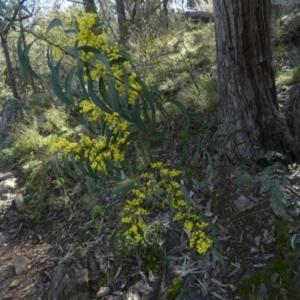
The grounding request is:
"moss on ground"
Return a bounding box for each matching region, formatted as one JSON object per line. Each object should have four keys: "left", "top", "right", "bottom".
{"left": 238, "top": 218, "right": 300, "bottom": 299}
{"left": 144, "top": 247, "right": 163, "bottom": 275}
{"left": 167, "top": 278, "right": 183, "bottom": 300}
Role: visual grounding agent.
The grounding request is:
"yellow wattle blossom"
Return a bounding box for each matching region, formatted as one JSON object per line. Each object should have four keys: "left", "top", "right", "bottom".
{"left": 75, "top": 13, "right": 142, "bottom": 106}
{"left": 47, "top": 98, "right": 131, "bottom": 174}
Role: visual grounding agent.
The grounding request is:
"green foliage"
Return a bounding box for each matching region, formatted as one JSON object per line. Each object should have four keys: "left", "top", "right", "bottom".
{"left": 23, "top": 158, "right": 53, "bottom": 197}
{"left": 82, "top": 194, "right": 104, "bottom": 219}
{"left": 129, "top": 21, "right": 217, "bottom": 114}
{"left": 144, "top": 247, "right": 162, "bottom": 275}
{"left": 1, "top": 122, "right": 45, "bottom": 164}
{"left": 276, "top": 65, "right": 300, "bottom": 86}
{"left": 167, "top": 278, "right": 183, "bottom": 300}
{"left": 40, "top": 106, "right": 69, "bottom": 134}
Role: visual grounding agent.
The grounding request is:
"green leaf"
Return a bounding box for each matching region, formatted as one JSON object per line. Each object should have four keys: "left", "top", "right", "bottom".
{"left": 54, "top": 153, "right": 64, "bottom": 176}
{"left": 29, "top": 22, "right": 38, "bottom": 33}
{"left": 0, "top": 19, "right": 8, "bottom": 32}
{"left": 181, "top": 143, "right": 189, "bottom": 166}
{"left": 105, "top": 160, "right": 122, "bottom": 172}
{"left": 116, "top": 63, "right": 129, "bottom": 107}
{"left": 167, "top": 193, "right": 175, "bottom": 221}
{"left": 63, "top": 46, "right": 79, "bottom": 59}
{"left": 107, "top": 80, "right": 121, "bottom": 111}
{"left": 180, "top": 183, "right": 191, "bottom": 206}
{"left": 167, "top": 99, "right": 190, "bottom": 131}
{"left": 0, "top": 1, "right": 8, "bottom": 11}
{"left": 109, "top": 226, "right": 128, "bottom": 257}
{"left": 63, "top": 154, "right": 79, "bottom": 178}
{"left": 78, "top": 46, "right": 114, "bottom": 77}
{"left": 64, "top": 28, "right": 78, "bottom": 34}
{"left": 46, "top": 45, "right": 55, "bottom": 72}
{"left": 13, "top": 4, "right": 30, "bottom": 14}
{"left": 46, "top": 18, "right": 65, "bottom": 35}
{"left": 119, "top": 50, "right": 135, "bottom": 68}
{"left": 130, "top": 110, "right": 148, "bottom": 131}
{"left": 65, "top": 66, "right": 77, "bottom": 100}
{"left": 112, "top": 184, "right": 137, "bottom": 195}
{"left": 17, "top": 37, "right": 40, "bottom": 78}
{"left": 77, "top": 159, "right": 91, "bottom": 177}
{"left": 85, "top": 157, "right": 98, "bottom": 179}
{"left": 87, "top": 79, "right": 112, "bottom": 114}
{"left": 211, "top": 243, "right": 224, "bottom": 263}
{"left": 118, "top": 131, "right": 137, "bottom": 152}
{"left": 51, "top": 59, "right": 73, "bottom": 104}
{"left": 98, "top": 77, "right": 112, "bottom": 106}
{"left": 77, "top": 62, "right": 89, "bottom": 98}
{"left": 135, "top": 77, "right": 156, "bottom": 125}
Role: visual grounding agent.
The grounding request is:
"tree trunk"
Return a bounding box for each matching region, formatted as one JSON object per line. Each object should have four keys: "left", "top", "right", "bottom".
{"left": 214, "top": 0, "right": 283, "bottom": 161}
{"left": 83, "top": 0, "right": 98, "bottom": 14}
{"left": 131, "top": 0, "right": 141, "bottom": 23}
{"left": 1, "top": 35, "right": 21, "bottom": 99}
{"left": 116, "top": 0, "right": 129, "bottom": 47}
{"left": 162, "top": 0, "right": 168, "bottom": 28}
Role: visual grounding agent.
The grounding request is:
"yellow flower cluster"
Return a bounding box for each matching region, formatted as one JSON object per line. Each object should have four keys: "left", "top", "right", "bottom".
{"left": 79, "top": 100, "right": 102, "bottom": 121}
{"left": 48, "top": 100, "right": 130, "bottom": 172}
{"left": 76, "top": 13, "right": 142, "bottom": 106}
{"left": 151, "top": 162, "right": 213, "bottom": 255}
{"left": 122, "top": 188, "right": 149, "bottom": 244}
{"left": 77, "top": 13, "right": 110, "bottom": 56}
{"left": 189, "top": 226, "right": 213, "bottom": 254}
{"left": 119, "top": 162, "right": 212, "bottom": 254}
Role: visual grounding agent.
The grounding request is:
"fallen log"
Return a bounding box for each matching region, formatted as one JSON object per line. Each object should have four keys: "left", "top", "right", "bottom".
{"left": 183, "top": 11, "right": 214, "bottom": 23}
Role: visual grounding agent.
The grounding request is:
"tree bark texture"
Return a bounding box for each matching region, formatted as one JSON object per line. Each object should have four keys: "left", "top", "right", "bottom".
{"left": 116, "top": 0, "right": 129, "bottom": 46}
{"left": 1, "top": 35, "right": 21, "bottom": 99}
{"left": 83, "top": 0, "right": 98, "bottom": 14}
{"left": 214, "top": 0, "right": 283, "bottom": 161}
{"left": 162, "top": 0, "right": 169, "bottom": 28}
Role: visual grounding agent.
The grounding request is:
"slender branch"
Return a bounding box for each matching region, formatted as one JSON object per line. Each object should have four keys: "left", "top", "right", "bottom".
{"left": 97, "top": 0, "right": 118, "bottom": 43}
{"left": 67, "top": 0, "right": 84, "bottom": 4}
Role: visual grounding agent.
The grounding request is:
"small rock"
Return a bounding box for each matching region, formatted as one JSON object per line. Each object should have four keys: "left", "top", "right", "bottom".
{"left": 217, "top": 261, "right": 230, "bottom": 278}
{"left": 0, "top": 172, "right": 14, "bottom": 181}
{"left": 96, "top": 286, "right": 110, "bottom": 298}
{"left": 10, "top": 279, "right": 21, "bottom": 288}
{"left": 1, "top": 194, "right": 9, "bottom": 201}
{"left": 0, "top": 178, "right": 17, "bottom": 194}
{"left": 0, "top": 232, "right": 7, "bottom": 246}
{"left": 234, "top": 196, "right": 254, "bottom": 212}
{"left": 13, "top": 255, "right": 28, "bottom": 274}
{"left": 127, "top": 293, "right": 140, "bottom": 300}
{"left": 48, "top": 264, "right": 90, "bottom": 300}
{"left": 14, "top": 193, "right": 25, "bottom": 212}
{"left": 176, "top": 275, "right": 204, "bottom": 300}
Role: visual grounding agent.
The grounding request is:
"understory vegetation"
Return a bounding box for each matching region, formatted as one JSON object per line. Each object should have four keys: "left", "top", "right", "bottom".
{"left": 1, "top": 1, "right": 300, "bottom": 299}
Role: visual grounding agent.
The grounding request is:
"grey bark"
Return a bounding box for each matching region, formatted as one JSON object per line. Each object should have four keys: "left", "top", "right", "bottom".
{"left": 116, "top": 0, "right": 129, "bottom": 46}
{"left": 130, "top": 0, "right": 142, "bottom": 23}
{"left": 162, "top": 0, "right": 169, "bottom": 28}
{"left": 0, "top": 0, "right": 29, "bottom": 100}
{"left": 83, "top": 0, "right": 98, "bottom": 14}
{"left": 1, "top": 35, "right": 20, "bottom": 99}
{"left": 214, "top": 0, "right": 284, "bottom": 161}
